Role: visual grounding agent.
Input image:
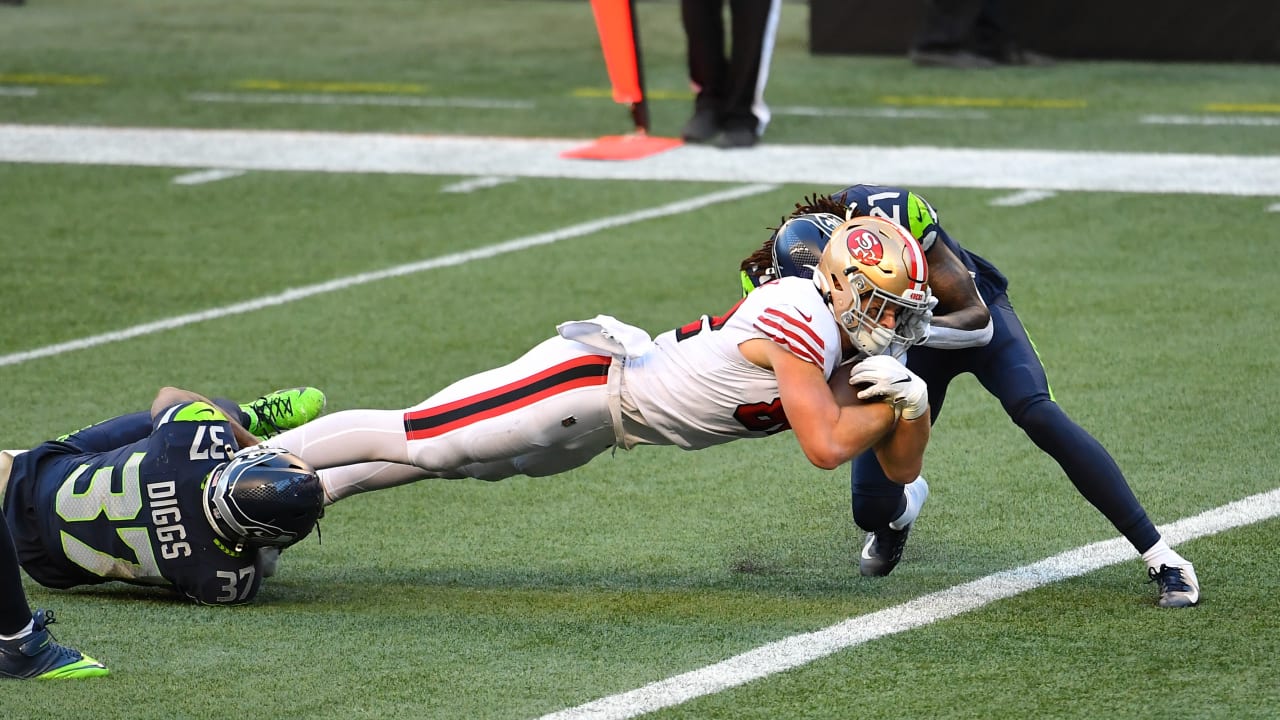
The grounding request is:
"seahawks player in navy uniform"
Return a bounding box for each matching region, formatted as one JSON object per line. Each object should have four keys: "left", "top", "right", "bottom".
{"left": 1, "top": 387, "right": 325, "bottom": 606}
{"left": 739, "top": 186, "right": 1200, "bottom": 608}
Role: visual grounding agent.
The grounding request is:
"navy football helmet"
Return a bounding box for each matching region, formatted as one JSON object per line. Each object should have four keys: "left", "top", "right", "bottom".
{"left": 771, "top": 213, "right": 843, "bottom": 281}
{"left": 204, "top": 447, "right": 324, "bottom": 550}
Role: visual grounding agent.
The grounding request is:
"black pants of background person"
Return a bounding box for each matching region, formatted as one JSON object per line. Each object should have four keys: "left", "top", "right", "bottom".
{"left": 680, "top": 0, "right": 780, "bottom": 148}
{"left": 911, "top": 0, "right": 1052, "bottom": 68}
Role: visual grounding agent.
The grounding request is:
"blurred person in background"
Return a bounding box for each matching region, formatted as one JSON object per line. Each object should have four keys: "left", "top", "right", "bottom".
{"left": 910, "top": 0, "right": 1054, "bottom": 68}
{"left": 679, "top": 0, "right": 782, "bottom": 148}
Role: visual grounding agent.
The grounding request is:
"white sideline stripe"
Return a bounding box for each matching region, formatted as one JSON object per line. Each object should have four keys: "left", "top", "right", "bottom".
{"left": 4, "top": 124, "right": 1280, "bottom": 196}
{"left": 0, "top": 87, "right": 38, "bottom": 97}
{"left": 774, "top": 106, "right": 989, "bottom": 121}
{"left": 441, "top": 175, "right": 518, "bottom": 193}
{"left": 989, "top": 189, "right": 1057, "bottom": 207}
{"left": 1141, "top": 113, "right": 1280, "bottom": 127}
{"left": 0, "top": 183, "right": 777, "bottom": 368}
{"left": 539, "top": 487, "right": 1280, "bottom": 720}
{"left": 1267, "top": 202, "right": 1280, "bottom": 213}
{"left": 172, "top": 168, "right": 247, "bottom": 185}
{"left": 189, "top": 91, "right": 535, "bottom": 111}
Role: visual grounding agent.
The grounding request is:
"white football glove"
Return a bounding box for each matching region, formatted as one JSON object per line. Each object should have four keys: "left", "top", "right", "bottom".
{"left": 899, "top": 293, "right": 938, "bottom": 347}
{"left": 848, "top": 355, "right": 930, "bottom": 421}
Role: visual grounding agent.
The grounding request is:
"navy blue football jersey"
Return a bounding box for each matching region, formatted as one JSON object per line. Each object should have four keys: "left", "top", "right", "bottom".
{"left": 3, "top": 401, "right": 264, "bottom": 605}
{"left": 833, "top": 184, "right": 1010, "bottom": 302}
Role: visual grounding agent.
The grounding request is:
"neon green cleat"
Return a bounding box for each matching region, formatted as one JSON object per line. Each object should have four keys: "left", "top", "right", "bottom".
{"left": 240, "top": 387, "right": 327, "bottom": 438}
{"left": 0, "top": 610, "right": 109, "bottom": 680}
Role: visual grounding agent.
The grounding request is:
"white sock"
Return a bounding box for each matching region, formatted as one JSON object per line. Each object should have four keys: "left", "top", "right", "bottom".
{"left": 0, "top": 619, "right": 34, "bottom": 641}
{"left": 1141, "top": 540, "right": 1189, "bottom": 570}
{"left": 319, "top": 461, "right": 428, "bottom": 505}
{"left": 889, "top": 476, "right": 929, "bottom": 531}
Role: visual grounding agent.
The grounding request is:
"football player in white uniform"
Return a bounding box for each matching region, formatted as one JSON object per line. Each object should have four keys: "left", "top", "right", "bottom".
{"left": 260, "top": 217, "right": 934, "bottom": 510}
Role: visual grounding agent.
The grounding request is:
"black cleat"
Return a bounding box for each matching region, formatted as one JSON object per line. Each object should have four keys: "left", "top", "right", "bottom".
{"left": 714, "top": 127, "right": 758, "bottom": 149}
{"left": 859, "top": 525, "right": 911, "bottom": 577}
{"left": 681, "top": 109, "right": 721, "bottom": 144}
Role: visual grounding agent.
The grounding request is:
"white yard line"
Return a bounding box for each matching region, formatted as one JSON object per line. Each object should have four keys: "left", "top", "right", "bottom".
{"left": 537, "top": 486, "right": 1280, "bottom": 720}
{"left": 0, "top": 183, "right": 777, "bottom": 368}
{"left": 1141, "top": 114, "right": 1280, "bottom": 127}
{"left": 441, "top": 175, "right": 518, "bottom": 193}
{"left": 773, "top": 106, "right": 989, "bottom": 120}
{"left": 3, "top": 124, "right": 1280, "bottom": 196}
{"left": 172, "top": 168, "right": 248, "bottom": 185}
{"left": 989, "top": 189, "right": 1057, "bottom": 207}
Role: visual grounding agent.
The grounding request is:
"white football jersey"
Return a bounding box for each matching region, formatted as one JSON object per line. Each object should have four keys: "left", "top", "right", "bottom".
{"left": 625, "top": 276, "right": 845, "bottom": 449}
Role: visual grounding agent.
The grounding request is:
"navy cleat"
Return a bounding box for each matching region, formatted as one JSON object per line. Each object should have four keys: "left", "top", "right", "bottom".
{"left": 859, "top": 525, "right": 911, "bottom": 577}
{"left": 0, "top": 610, "right": 109, "bottom": 680}
{"left": 241, "top": 387, "right": 326, "bottom": 438}
{"left": 1148, "top": 563, "right": 1200, "bottom": 608}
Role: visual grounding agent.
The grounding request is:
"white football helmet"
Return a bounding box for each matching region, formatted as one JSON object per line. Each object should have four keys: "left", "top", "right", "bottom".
{"left": 813, "top": 216, "right": 931, "bottom": 357}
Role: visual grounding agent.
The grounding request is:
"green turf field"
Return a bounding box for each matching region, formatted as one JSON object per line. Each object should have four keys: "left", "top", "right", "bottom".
{"left": 2, "top": 1, "right": 1278, "bottom": 718}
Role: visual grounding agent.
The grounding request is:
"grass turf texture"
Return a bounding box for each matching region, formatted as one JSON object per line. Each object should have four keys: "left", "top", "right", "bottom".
{"left": 3, "top": 1, "right": 1279, "bottom": 718}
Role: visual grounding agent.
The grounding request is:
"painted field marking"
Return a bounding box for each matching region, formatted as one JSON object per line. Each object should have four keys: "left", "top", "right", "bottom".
{"left": 0, "top": 73, "right": 106, "bottom": 86}
{"left": 879, "top": 95, "right": 1087, "bottom": 110}
{"left": 6, "top": 125, "right": 1277, "bottom": 195}
{"left": 0, "top": 87, "right": 37, "bottom": 97}
{"left": 1203, "top": 102, "right": 1280, "bottom": 114}
{"left": 537, "top": 486, "right": 1280, "bottom": 720}
{"left": 989, "top": 189, "right": 1057, "bottom": 207}
{"left": 441, "top": 176, "right": 517, "bottom": 193}
{"left": 774, "top": 106, "right": 989, "bottom": 121}
{"left": 172, "top": 168, "right": 247, "bottom": 185}
{"left": 1141, "top": 114, "right": 1280, "bottom": 127}
{"left": 188, "top": 91, "right": 535, "bottom": 111}
{"left": 235, "top": 79, "right": 426, "bottom": 94}
{"left": 0, "top": 183, "right": 777, "bottom": 368}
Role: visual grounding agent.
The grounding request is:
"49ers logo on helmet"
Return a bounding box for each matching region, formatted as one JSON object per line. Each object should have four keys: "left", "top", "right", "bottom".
{"left": 845, "top": 228, "right": 884, "bottom": 267}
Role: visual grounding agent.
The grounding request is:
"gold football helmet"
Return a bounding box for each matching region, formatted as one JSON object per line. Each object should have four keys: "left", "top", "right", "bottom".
{"left": 814, "top": 216, "right": 931, "bottom": 357}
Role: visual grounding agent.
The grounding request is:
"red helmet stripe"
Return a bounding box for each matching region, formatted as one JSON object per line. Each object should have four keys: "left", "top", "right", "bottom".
{"left": 895, "top": 224, "right": 928, "bottom": 291}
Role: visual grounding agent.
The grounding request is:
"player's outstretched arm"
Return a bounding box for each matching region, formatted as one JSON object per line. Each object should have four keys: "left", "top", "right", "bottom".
{"left": 920, "top": 240, "right": 992, "bottom": 347}
{"left": 744, "top": 339, "right": 906, "bottom": 471}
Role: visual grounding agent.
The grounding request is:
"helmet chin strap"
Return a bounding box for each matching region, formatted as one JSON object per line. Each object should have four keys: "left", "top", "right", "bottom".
{"left": 839, "top": 309, "right": 894, "bottom": 356}
{"left": 855, "top": 325, "right": 894, "bottom": 355}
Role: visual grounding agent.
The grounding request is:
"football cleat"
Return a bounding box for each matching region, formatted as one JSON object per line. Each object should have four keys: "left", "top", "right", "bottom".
{"left": 0, "top": 610, "right": 109, "bottom": 680}
{"left": 1148, "top": 563, "right": 1200, "bottom": 608}
{"left": 859, "top": 525, "right": 911, "bottom": 577}
{"left": 241, "top": 387, "right": 326, "bottom": 438}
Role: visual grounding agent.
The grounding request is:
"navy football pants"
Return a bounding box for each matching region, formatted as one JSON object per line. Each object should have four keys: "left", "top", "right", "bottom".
{"left": 850, "top": 295, "right": 1161, "bottom": 554}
